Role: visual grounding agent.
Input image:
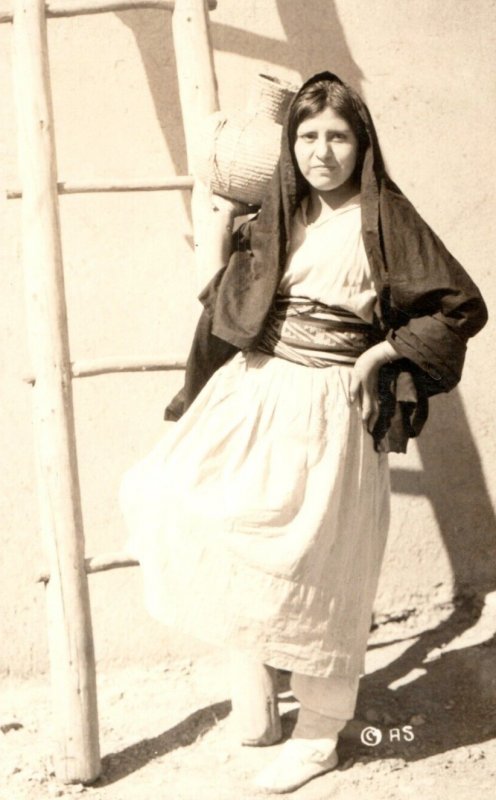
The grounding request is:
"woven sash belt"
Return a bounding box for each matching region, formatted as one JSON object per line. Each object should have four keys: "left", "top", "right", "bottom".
{"left": 256, "top": 296, "right": 380, "bottom": 367}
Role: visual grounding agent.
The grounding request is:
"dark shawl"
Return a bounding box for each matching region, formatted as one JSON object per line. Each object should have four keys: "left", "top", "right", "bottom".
{"left": 166, "top": 72, "right": 487, "bottom": 452}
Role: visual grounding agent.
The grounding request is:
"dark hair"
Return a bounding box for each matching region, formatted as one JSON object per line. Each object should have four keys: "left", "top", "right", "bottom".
{"left": 288, "top": 79, "right": 369, "bottom": 178}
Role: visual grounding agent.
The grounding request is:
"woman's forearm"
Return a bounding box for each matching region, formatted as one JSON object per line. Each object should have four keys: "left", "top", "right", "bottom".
{"left": 367, "top": 339, "right": 403, "bottom": 368}
{"left": 349, "top": 339, "right": 403, "bottom": 423}
{"left": 192, "top": 185, "right": 249, "bottom": 291}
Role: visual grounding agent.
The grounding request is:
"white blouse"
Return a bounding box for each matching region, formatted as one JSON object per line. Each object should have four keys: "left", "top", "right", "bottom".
{"left": 278, "top": 194, "right": 377, "bottom": 323}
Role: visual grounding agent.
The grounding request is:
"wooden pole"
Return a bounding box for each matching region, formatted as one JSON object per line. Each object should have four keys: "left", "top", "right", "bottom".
{"left": 7, "top": 175, "right": 195, "bottom": 198}
{"left": 68, "top": 354, "right": 187, "bottom": 377}
{"left": 12, "top": 0, "right": 100, "bottom": 783}
{"left": 171, "top": 0, "right": 218, "bottom": 164}
{"left": 24, "top": 354, "right": 187, "bottom": 384}
{"left": 171, "top": 0, "right": 223, "bottom": 290}
{"left": 83, "top": 551, "right": 139, "bottom": 575}
{"left": 0, "top": 0, "right": 218, "bottom": 23}
{"left": 39, "top": 551, "right": 140, "bottom": 584}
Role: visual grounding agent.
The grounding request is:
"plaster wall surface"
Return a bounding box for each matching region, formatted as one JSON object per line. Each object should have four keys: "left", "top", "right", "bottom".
{"left": 0, "top": 0, "right": 494, "bottom": 676}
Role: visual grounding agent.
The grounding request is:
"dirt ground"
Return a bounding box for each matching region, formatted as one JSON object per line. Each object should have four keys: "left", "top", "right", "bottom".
{"left": 2, "top": 593, "right": 496, "bottom": 800}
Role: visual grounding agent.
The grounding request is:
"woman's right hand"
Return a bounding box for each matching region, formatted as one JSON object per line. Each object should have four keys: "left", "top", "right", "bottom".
{"left": 192, "top": 185, "right": 253, "bottom": 290}
{"left": 209, "top": 192, "right": 253, "bottom": 219}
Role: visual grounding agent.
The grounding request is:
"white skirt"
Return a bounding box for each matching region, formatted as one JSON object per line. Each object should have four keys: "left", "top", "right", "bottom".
{"left": 120, "top": 350, "right": 390, "bottom": 678}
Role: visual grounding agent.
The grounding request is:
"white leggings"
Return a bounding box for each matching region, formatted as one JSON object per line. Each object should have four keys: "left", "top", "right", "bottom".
{"left": 228, "top": 650, "right": 359, "bottom": 742}
{"left": 290, "top": 670, "right": 360, "bottom": 739}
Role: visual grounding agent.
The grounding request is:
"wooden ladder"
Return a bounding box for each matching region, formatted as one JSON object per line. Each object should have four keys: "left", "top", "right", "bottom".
{"left": 4, "top": 0, "right": 219, "bottom": 784}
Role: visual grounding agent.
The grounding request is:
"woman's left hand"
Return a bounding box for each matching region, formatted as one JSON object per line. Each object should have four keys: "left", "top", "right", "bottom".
{"left": 349, "top": 341, "right": 400, "bottom": 432}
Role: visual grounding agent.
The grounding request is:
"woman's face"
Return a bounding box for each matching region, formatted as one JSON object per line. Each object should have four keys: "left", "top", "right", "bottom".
{"left": 293, "top": 106, "right": 359, "bottom": 194}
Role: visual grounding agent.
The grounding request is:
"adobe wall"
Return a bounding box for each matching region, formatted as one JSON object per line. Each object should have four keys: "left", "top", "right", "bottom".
{"left": 0, "top": 0, "right": 494, "bottom": 675}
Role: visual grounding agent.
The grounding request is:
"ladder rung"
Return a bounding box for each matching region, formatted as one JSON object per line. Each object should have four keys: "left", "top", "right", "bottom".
{"left": 71, "top": 355, "right": 188, "bottom": 378}
{"left": 24, "top": 355, "right": 187, "bottom": 384}
{"left": 0, "top": 0, "right": 217, "bottom": 23}
{"left": 7, "top": 176, "right": 195, "bottom": 199}
{"left": 39, "top": 551, "right": 140, "bottom": 583}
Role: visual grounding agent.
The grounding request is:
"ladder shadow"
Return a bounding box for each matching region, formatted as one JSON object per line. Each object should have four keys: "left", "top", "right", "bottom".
{"left": 344, "top": 608, "right": 496, "bottom": 765}
{"left": 94, "top": 698, "right": 231, "bottom": 786}
{"left": 210, "top": 0, "right": 364, "bottom": 86}
{"left": 391, "top": 389, "right": 496, "bottom": 598}
{"left": 344, "top": 389, "right": 496, "bottom": 763}
{"left": 115, "top": 8, "right": 189, "bottom": 217}
{"left": 115, "top": 0, "right": 364, "bottom": 223}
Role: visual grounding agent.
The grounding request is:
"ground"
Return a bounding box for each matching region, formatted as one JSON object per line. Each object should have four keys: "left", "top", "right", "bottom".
{"left": 2, "top": 594, "right": 496, "bottom": 800}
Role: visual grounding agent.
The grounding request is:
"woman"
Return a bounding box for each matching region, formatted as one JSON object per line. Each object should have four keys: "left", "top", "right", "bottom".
{"left": 121, "top": 72, "right": 487, "bottom": 793}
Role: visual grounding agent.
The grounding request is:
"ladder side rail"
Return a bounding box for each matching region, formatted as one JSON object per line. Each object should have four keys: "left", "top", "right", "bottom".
{"left": 12, "top": 0, "right": 101, "bottom": 784}
{"left": 172, "top": 0, "right": 224, "bottom": 290}
{"left": 171, "top": 0, "right": 219, "bottom": 164}
{"left": 9, "top": 0, "right": 221, "bottom": 784}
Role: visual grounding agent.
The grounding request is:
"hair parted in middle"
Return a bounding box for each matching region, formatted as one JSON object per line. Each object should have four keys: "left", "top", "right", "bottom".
{"left": 288, "top": 77, "right": 369, "bottom": 183}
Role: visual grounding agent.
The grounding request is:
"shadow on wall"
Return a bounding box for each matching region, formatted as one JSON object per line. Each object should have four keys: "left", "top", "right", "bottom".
{"left": 210, "top": 0, "right": 364, "bottom": 86}
{"left": 116, "top": 8, "right": 188, "bottom": 183}
{"left": 116, "top": 0, "right": 364, "bottom": 205}
{"left": 115, "top": 0, "right": 496, "bottom": 656}
{"left": 392, "top": 389, "right": 496, "bottom": 600}
{"left": 363, "top": 389, "right": 496, "bottom": 760}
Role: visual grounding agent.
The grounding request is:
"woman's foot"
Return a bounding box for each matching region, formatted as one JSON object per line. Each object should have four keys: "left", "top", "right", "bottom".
{"left": 241, "top": 711, "right": 282, "bottom": 747}
{"left": 229, "top": 652, "right": 282, "bottom": 746}
{"left": 253, "top": 737, "right": 339, "bottom": 793}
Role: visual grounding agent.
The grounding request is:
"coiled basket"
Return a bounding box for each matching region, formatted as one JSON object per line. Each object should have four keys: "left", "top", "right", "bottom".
{"left": 193, "top": 73, "right": 298, "bottom": 206}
